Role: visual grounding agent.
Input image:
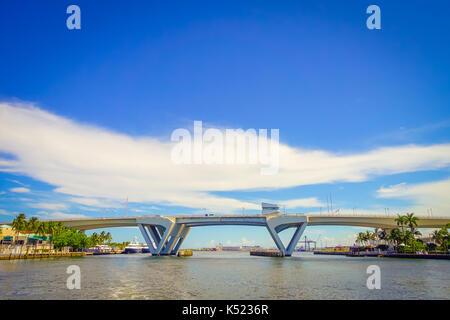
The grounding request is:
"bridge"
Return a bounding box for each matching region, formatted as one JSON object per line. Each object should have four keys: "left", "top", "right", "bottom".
{"left": 43, "top": 213, "right": 450, "bottom": 257}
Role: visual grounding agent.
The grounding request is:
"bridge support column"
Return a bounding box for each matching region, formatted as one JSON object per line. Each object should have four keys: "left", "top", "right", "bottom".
{"left": 161, "top": 224, "right": 186, "bottom": 255}
{"left": 266, "top": 215, "right": 308, "bottom": 257}
{"left": 285, "top": 223, "right": 307, "bottom": 256}
{"left": 136, "top": 218, "right": 176, "bottom": 255}
{"left": 138, "top": 224, "right": 157, "bottom": 255}
{"left": 171, "top": 227, "right": 191, "bottom": 255}
{"left": 266, "top": 225, "right": 286, "bottom": 255}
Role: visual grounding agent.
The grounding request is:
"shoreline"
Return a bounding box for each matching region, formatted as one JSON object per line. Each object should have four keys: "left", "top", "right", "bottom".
{"left": 0, "top": 252, "right": 85, "bottom": 260}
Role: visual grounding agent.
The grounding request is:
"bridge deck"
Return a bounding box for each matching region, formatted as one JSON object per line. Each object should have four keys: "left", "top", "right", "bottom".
{"left": 3, "top": 214, "right": 447, "bottom": 230}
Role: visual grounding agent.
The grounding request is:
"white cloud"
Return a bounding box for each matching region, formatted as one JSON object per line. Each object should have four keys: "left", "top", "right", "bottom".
{"left": 29, "top": 202, "right": 68, "bottom": 211}
{"left": 9, "top": 187, "right": 30, "bottom": 193}
{"left": 241, "top": 237, "right": 256, "bottom": 246}
{"left": 69, "top": 197, "right": 117, "bottom": 208}
{"left": 377, "top": 178, "right": 450, "bottom": 216}
{"left": 1, "top": 102, "right": 450, "bottom": 213}
{"left": 0, "top": 209, "right": 19, "bottom": 216}
{"left": 5, "top": 179, "right": 28, "bottom": 187}
{"left": 35, "top": 211, "right": 89, "bottom": 220}
{"left": 281, "top": 197, "right": 325, "bottom": 209}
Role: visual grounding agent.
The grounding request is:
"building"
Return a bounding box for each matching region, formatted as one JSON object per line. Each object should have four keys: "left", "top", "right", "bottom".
{"left": 261, "top": 202, "right": 280, "bottom": 215}
{"left": 0, "top": 225, "right": 51, "bottom": 245}
{"left": 221, "top": 246, "right": 242, "bottom": 251}
{"left": 241, "top": 245, "right": 262, "bottom": 251}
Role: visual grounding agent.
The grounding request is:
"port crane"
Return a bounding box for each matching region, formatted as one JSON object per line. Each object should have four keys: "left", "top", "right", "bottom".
{"left": 295, "top": 235, "right": 320, "bottom": 251}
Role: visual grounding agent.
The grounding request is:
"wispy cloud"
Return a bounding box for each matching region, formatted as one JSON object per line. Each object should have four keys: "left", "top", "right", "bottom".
{"left": 280, "top": 197, "right": 325, "bottom": 209}
{"left": 377, "top": 178, "right": 450, "bottom": 215}
{"left": 5, "top": 178, "right": 28, "bottom": 187}
{"left": 35, "top": 211, "right": 89, "bottom": 220}
{"left": 368, "top": 120, "right": 450, "bottom": 144}
{"left": 1, "top": 102, "right": 450, "bottom": 213}
{"left": 69, "top": 197, "right": 118, "bottom": 208}
{"left": 28, "top": 202, "right": 68, "bottom": 211}
{"left": 9, "top": 187, "right": 30, "bottom": 193}
{"left": 0, "top": 209, "right": 19, "bottom": 216}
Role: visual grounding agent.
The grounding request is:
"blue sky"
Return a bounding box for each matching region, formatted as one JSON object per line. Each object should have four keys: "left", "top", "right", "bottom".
{"left": 0, "top": 1, "right": 449, "bottom": 248}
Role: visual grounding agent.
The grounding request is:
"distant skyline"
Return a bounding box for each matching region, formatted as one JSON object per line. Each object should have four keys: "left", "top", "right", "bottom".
{"left": 1, "top": 1, "right": 449, "bottom": 247}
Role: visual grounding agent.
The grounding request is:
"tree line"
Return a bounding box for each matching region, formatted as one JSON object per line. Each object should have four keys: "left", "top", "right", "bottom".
{"left": 10, "top": 213, "right": 114, "bottom": 251}
{"left": 357, "top": 213, "right": 450, "bottom": 253}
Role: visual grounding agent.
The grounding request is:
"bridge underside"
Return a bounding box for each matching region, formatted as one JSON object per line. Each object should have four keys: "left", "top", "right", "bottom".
{"left": 30, "top": 214, "right": 450, "bottom": 257}
{"left": 136, "top": 215, "right": 308, "bottom": 256}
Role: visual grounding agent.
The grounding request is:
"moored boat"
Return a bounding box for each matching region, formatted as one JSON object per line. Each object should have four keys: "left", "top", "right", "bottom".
{"left": 123, "top": 236, "right": 143, "bottom": 254}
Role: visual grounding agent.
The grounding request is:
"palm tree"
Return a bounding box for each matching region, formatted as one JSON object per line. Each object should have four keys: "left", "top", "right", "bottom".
{"left": 405, "top": 213, "right": 419, "bottom": 236}
{"left": 377, "top": 229, "right": 388, "bottom": 244}
{"left": 36, "top": 222, "right": 47, "bottom": 237}
{"left": 366, "top": 230, "right": 376, "bottom": 245}
{"left": 45, "top": 221, "right": 56, "bottom": 236}
{"left": 53, "top": 222, "right": 65, "bottom": 236}
{"left": 433, "top": 226, "right": 449, "bottom": 252}
{"left": 432, "top": 229, "right": 442, "bottom": 245}
{"left": 12, "top": 213, "right": 27, "bottom": 246}
{"left": 27, "top": 217, "right": 39, "bottom": 233}
{"left": 389, "top": 228, "right": 402, "bottom": 249}
{"left": 27, "top": 217, "right": 40, "bottom": 253}
{"left": 395, "top": 214, "right": 406, "bottom": 235}
{"left": 89, "top": 232, "right": 101, "bottom": 247}
{"left": 404, "top": 213, "right": 420, "bottom": 252}
{"left": 357, "top": 232, "right": 366, "bottom": 246}
{"left": 374, "top": 228, "right": 380, "bottom": 243}
{"left": 100, "top": 231, "right": 107, "bottom": 244}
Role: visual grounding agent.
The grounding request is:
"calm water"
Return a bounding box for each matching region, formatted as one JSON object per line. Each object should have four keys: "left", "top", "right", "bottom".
{"left": 0, "top": 251, "right": 448, "bottom": 299}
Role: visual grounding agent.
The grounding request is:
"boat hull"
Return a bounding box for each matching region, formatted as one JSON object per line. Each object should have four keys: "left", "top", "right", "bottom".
{"left": 123, "top": 248, "right": 142, "bottom": 254}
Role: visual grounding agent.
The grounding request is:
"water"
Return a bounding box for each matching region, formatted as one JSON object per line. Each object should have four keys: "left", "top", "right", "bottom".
{"left": 0, "top": 251, "right": 448, "bottom": 299}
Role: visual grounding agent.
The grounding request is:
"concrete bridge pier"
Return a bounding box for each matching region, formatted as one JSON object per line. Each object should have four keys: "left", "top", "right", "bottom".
{"left": 170, "top": 226, "right": 191, "bottom": 255}
{"left": 266, "top": 215, "right": 308, "bottom": 256}
{"left": 138, "top": 222, "right": 191, "bottom": 256}
{"left": 137, "top": 216, "right": 177, "bottom": 255}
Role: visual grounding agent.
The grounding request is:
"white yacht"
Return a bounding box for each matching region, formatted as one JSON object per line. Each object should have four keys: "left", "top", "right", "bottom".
{"left": 123, "top": 236, "right": 151, "bottom": 254}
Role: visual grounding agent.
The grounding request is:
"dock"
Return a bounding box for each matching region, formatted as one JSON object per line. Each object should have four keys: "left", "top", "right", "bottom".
{"left": 382, "top": 253, "right": 450, "bottom": 260}
{"left": 314, "top": 251, "right": 350, "bottom": 256}
{"left": 250, "top": 249, "right": 284, "bottom": 257}
{"left": 0, "top": 252, "right": 86, "bottom": 260}
{"left": 345, "top": 251, "right": 450, "bottom": 260}
{"left": 177, "top": 249, "right": 193, "bottom": 257}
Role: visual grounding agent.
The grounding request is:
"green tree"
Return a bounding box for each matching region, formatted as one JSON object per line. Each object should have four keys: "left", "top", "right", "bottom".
{"left": 44, "top": 221, "right": 56, "bottom": 235}
{"left": 100, "top": 231, "right": 107, "bottom": 244}
{"left": 395, "top": 214, "right": 407, "bottom": 236}
{"left": 389, "top": 228, "right": 402, "bottom": 249}
{"left": 36, "top": 222, "right": 47, "bottom": 237}
{"left": 357, "top": 232, "right": 366, "bottom": 246}
{"left": 12, "top": 213, "right": 27, "bottom": 245}
{"left": 88, "top": 232, "right": 101, "bottom": 247}
{"left": 377, "top": 229, "right": 388, "bottom": 244}
{"left": 53, "top": 228, "right": 88, "bottom": 252}
{"left": 27, "top": 216, "right": 40, "bottom": 232}
{"left": 52, "top": 230, "right": 70, "bottom": 250}
{"left": 432, "top": 226, "right": 449, "bottom": 252}
{"left": 405, "top": 213, "right": 419, "bottom": 232}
